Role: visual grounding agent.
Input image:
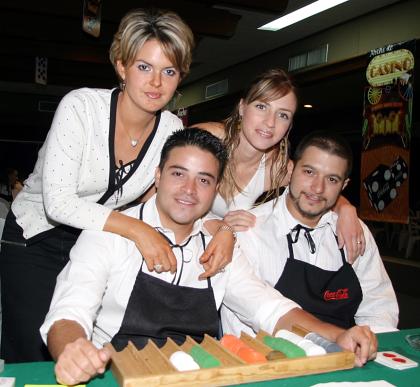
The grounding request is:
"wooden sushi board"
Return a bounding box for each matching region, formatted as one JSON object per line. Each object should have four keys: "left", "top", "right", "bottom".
{"left": 108, "top": 331, "right": 355, "bottom": 387}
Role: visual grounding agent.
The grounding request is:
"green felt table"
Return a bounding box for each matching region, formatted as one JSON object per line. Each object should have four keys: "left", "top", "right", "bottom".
{"left": 2, "top": 328, "right": 420, "bottom": 387}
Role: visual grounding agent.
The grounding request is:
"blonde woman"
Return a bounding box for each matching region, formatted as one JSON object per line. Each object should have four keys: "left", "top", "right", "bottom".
{"left": 197, "top": 69, "right": 365, "bottom": 258}
{"left": 0, "top": 8, "right": 233, "bottom": 362}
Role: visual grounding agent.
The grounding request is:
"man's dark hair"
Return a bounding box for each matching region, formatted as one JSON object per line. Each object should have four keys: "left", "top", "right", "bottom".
{"left": 159, "top": 128, "right": 228, "bottom": 182}
{"left": 293, "top": 131, "right": 353, "bottom": 178}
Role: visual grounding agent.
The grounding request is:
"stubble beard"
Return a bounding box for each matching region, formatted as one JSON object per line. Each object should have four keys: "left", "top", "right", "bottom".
{"left": 288, "top": 188, "right": 333, "bottom": 223}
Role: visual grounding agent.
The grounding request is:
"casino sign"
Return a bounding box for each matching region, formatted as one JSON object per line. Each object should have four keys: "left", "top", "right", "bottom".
{"left": 366, "top": 49, "right": 414, "bottom": 87}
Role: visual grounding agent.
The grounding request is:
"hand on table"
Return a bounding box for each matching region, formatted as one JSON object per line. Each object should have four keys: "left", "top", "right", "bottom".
{"left": 55, "top": 337, "right": 111, "bottom": 385}
{"left": 336, "top": 325, "right": 377, "bottom": 367}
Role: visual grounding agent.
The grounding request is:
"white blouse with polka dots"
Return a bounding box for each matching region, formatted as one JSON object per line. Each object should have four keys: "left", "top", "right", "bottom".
{"left": 12, "top": 88, "right": 183, "bottom": 240}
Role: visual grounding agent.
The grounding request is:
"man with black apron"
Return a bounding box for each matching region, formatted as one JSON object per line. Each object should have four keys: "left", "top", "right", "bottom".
{"left": 40, "top": 129, "right": 378, "bottom": 386}
{"left": 223, "top": 130, "right": 397, "bottom": 339}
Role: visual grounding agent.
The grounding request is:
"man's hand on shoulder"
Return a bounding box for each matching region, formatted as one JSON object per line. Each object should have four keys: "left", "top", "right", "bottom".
{"left": 336, "top": 325, "right": 377, "bottom": 367}
{"left": 55, "top": 337, "right": 111, "bottom": 385}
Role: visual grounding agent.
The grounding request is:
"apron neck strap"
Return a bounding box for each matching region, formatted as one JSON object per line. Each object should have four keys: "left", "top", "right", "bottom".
{"left": 333, "top": 234, "right": 347, "bottom": 265}
{"left": 138, "top": 202, "right": 211, "bottom": 287}
{"left": 291, "top": 224, "right": 316, "bottom": 253}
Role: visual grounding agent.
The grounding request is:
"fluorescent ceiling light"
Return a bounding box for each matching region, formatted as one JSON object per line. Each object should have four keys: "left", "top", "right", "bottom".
{"left": 258, "top": 0, "right": 351, "bottom": 31}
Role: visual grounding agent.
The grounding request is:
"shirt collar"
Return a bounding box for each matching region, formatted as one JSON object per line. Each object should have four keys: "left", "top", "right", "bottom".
{"left": 141, "top": 194, "right": 206, "bottom": 244}
{"left": 275, "top": 186, "right": 337, "bottom": 236}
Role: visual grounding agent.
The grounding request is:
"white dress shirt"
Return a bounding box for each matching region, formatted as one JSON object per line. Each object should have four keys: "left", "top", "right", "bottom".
{"left": 222, "top": 187, "right": 399, "bottom": 336}
{"left": 40, "top": 195, "right": 299, "bottom": 347}
{"left": 12, "top": 88, "right": 183, "bottom": 239}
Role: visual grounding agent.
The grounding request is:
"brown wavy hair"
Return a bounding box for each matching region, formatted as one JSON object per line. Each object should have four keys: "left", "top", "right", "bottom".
{"left": 220, "top": 68, "right": 297, "bottom": 204}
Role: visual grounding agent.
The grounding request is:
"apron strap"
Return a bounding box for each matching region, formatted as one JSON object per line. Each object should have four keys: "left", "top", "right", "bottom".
{"left": 288, "top": 224, "right": 347, "bottom": 264}
{"left": 291, "top": 224, "right": 316, "bottom": 253}
{"left": 286, "top": 233, "right": 295, "bottom": 260}
{"left": 286, "top": 223, "right": 316, "bottom": 259}
{"left": 199, "top": 231, "right": 211, "bottom": 289}
{"left": 333, "top": 234, "right": 347, "bottom": 265}
{"left": 138, "top": 202, "right": 211, "bottom": 288}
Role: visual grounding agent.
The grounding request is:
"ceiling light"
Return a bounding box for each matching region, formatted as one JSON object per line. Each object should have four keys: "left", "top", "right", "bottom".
{"left": 258, "top": 0, "right": 351, "bottom": 31}
{"left": 304, "top": 104, "right": 313, "bottom": 108}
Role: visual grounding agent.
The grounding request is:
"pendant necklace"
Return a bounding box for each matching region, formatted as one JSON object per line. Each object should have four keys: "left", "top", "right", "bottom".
{"left": 120, "top": 111, "right": 153, "bottom": 148}
{"left": 124, "top": 127, "right": 141, "bottom": 147}
{"left": 118, "top": 93, "right": 140, "bottom": 147}
{"left": 123, "top": 120, "right": 154, "bottom": 148}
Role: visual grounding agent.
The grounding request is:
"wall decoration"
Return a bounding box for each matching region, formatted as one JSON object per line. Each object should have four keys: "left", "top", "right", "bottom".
{"left": 360, "top": 40, "right": 415, "bottom": 223}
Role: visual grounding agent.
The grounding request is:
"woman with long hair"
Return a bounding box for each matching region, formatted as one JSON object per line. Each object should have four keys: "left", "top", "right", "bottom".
{"left": 198, "top": 68, "right": 365, "bottom": 258}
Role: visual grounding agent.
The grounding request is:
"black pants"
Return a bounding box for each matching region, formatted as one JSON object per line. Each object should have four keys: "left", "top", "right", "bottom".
{"left": 0, "top": 211, "right": 78, "bottom": 362}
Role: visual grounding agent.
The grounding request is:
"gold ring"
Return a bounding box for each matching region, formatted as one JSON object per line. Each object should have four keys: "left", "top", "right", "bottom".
{"left": 356, "top": 241, "right": 362, "bottom": 244}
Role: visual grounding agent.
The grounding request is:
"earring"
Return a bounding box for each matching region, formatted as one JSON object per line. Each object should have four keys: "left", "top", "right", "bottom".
{"left": 120, "top": 81, "right": 126, "bottom": 91}
{"left": 174, "top": 90, "right": 182, "bottom": 105}
{"left": 280, "top": 139, "right": 289, "bottom": 166}
{"left": 236, "top": 115, "right": 242, "bottom": 132}
{"left": 280, "top": 139, "right": 285, "bottom": 153}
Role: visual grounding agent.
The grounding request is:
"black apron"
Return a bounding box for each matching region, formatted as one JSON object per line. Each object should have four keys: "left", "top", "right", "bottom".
{"left": 275, "top": 224, "right": 363, "bottom": 329}
{"left": 111, "top": 204, "right": 220, "bottom": 351}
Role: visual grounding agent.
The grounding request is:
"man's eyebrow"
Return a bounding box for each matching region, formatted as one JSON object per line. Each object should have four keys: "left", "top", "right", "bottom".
{"left": 300, "top": 163, "right": 315, "bottom": 170}
{"left": 168, "top": 165, "right": 216, "bottom": 181}
{"left": 300, "top": 163, "right": 344, "bottom": 181}
{"left": 198, "top": 171, "right": 216, "bottom": 181}
{"left": 168, "top": 164, "right": 188, "bottom": 171}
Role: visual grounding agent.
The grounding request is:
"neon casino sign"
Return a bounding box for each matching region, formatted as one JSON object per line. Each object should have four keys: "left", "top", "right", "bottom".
{"left": 366, "top": 49, "right": 414, "bottom": 87}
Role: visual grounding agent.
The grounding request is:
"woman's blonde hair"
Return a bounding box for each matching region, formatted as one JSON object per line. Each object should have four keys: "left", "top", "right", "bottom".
{"left": 109, "top": 8, "right": 194, "bottom": 81}
{"left": 220, "top": 68, "right": 297, "bottom": 204}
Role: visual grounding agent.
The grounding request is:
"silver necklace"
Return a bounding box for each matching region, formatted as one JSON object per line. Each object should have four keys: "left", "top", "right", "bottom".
{"left": 123, "top": 127, "right": 140, "bottom": 147}
{"left": 121, "top": 116, "right": 154, "bottom": 148}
